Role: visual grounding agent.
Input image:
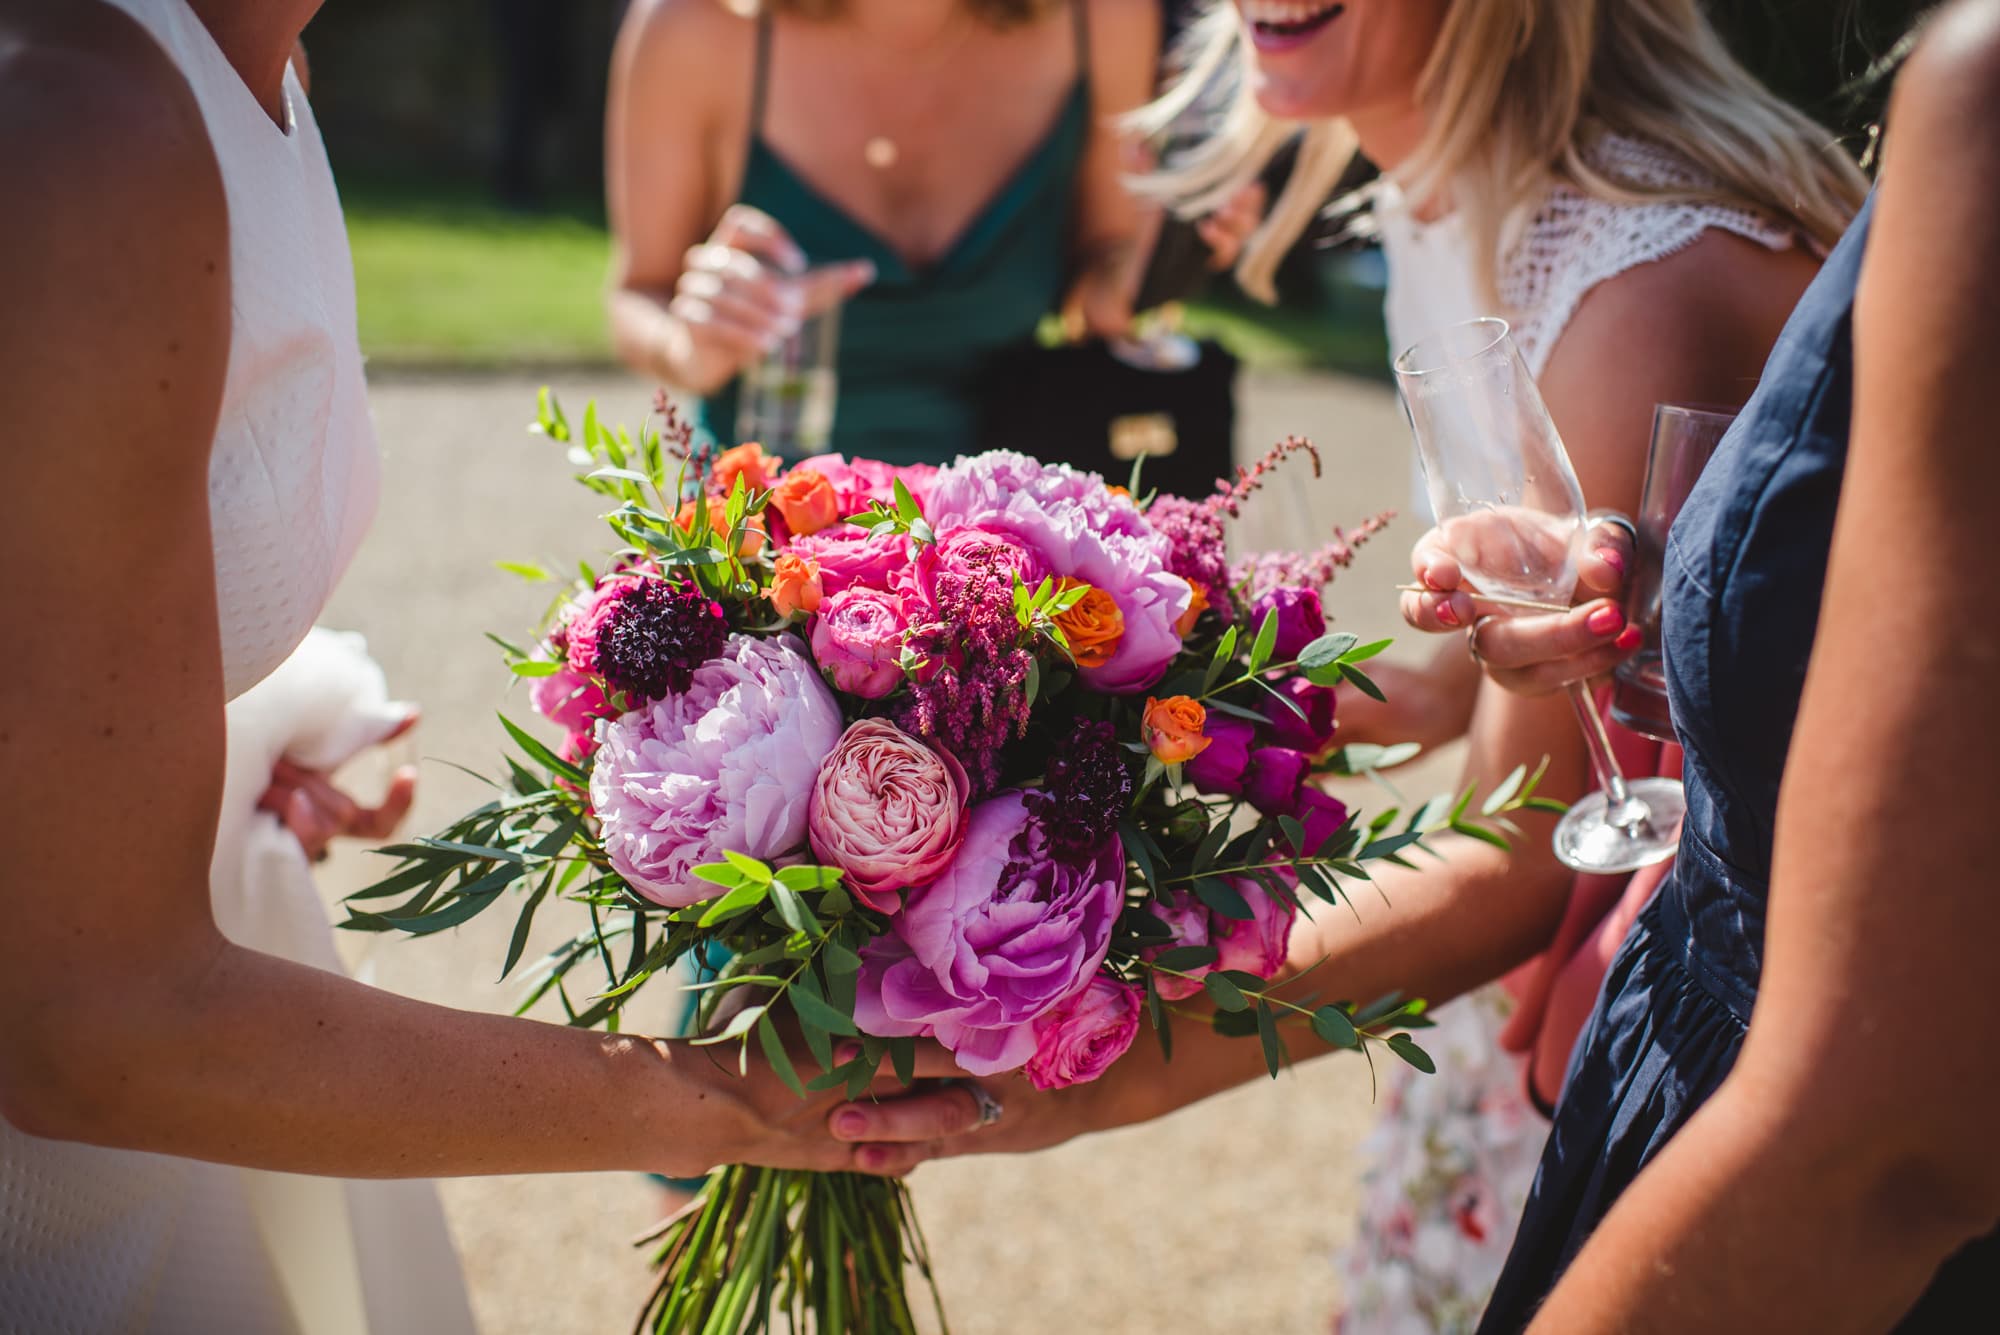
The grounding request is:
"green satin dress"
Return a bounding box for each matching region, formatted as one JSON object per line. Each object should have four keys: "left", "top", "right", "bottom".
{"left": 694, "top": 8, "right": 1090, "bottom": 465}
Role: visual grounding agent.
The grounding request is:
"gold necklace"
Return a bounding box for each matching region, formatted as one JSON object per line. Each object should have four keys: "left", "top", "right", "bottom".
{"left": 856, "top": 5, "right": 978, "bottom": 170}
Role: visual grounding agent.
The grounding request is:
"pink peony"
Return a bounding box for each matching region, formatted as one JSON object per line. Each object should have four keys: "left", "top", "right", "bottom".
{"left": 924, "top": 451, "right": 1190, "bottom": 693}
{"left": 854, "top": 792, "right": 1124, "bottom": 1075}
{"left": 808, "top": 719, "right": 970, "bottom": 913}
{"left": 809, "top": 587, "right": 911, "bottom": 698}
{"left": 590, "top": 634, "right": 843, "bottom": 907}
{"left": 1212, "top": 874, "right": 1298, "bottom": 980}
{"left": 1143, "top": 889, "right": 1214, "bottom": 1002}
{"left": 1024, "top": 976, "right": 1141, "bottom": 1090}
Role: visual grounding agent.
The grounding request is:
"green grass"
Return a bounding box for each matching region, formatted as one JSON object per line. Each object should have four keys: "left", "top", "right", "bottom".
{"left": 342, "top": 173, "right": 1386, "bottom": 374}
{"left": 343, "top": 176, "right": 614, "bottom": 365}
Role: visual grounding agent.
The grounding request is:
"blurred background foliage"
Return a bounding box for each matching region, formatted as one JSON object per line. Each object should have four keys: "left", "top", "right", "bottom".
{"left": 307, "top": 0, "right": 1929, "bottom": 369}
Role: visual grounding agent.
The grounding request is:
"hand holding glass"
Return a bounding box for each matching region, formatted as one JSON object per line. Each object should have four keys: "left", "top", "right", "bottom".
{"left": 1395, "top": 318, "right": 1684, "bottom": 874}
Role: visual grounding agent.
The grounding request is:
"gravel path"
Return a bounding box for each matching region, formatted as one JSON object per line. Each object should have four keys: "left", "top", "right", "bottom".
{"left": 315, "top": 367, "right": 1459, "bottom": 1335}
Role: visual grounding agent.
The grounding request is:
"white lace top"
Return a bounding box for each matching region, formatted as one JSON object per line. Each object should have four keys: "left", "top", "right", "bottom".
{"left": 1, "top": 3, "right": 378, "bottom": 1332}
{"left": 1378, "top": 134, "right": 1797, "bottom": 515}
{"left": 1379, "top": 133, "right": 1798, "bottom": 378}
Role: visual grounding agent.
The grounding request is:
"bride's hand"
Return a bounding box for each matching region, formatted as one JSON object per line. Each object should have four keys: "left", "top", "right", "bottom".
{"left": 1399, "top": 515, "right": 1642, "bottom": 697}
{"left": 822, "top": 1065, "right": 1121, "bottom": 1178}
{"left": 257, "top": 711, "right": 420, "bottom": 861}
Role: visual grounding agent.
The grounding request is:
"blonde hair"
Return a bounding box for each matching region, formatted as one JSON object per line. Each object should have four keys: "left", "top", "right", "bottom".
{"left": 1140, "top": 1, "right": 1870, "bottom": 303}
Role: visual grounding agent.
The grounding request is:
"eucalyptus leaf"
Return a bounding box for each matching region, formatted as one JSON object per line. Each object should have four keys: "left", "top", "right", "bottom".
{"left": 1202, "top": 972, "right": 1250, "bottom": 1013}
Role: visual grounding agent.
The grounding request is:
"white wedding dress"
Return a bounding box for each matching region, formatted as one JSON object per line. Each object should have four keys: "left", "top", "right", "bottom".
{"left": 0, "top": 3, "right": 473, "bottom": 1331}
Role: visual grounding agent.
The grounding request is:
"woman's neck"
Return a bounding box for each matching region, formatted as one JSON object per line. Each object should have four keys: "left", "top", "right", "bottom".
{"left": 1348, "top": 98, "right": 1444, "bottom": 219}
{"left": 842, "top": 0, "right": 980, "bottom": 49}
{"left": 182, "top": 0, "right": 321, "bottom": 127}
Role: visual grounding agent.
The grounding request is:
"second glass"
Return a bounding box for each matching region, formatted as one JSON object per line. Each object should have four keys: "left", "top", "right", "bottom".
{"left": 734, "top": 292, "right": 841, "bottom": 457}
{"left": 1395, "top": 317, "right": 1684, "bottom": 875}
{"left": 1607, "top": 403, "right": 1736, "bottom": 741}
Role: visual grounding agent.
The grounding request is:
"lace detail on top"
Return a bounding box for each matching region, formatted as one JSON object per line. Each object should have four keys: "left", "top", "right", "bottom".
{"left": 1379, "top": 133, "right": 1799, "bottom": 379}
{"left": 1498, "top": 134, "right": 1797, "bottom": 376}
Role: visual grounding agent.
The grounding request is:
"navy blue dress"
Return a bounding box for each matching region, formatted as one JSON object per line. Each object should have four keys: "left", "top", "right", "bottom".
{"left": 1478, "top": 195, "right": 1999, "bottom": 1330}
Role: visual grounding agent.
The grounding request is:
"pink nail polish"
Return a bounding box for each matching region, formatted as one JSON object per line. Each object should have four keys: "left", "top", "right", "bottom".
{"left": 1594, "top": 547, "right": 1627, "bottom": 576}
{"left": 1435, "top": 599, "right": 1460, "bottom": 628}
{"left": 1615, "top": 626, "right": 1643, "bottom": 652}
{"left": 1586, "top": 606, "right": 1625, "bottom": 637}
{"left": 834, "top": 1111, "right": 867, "bottom": 1139}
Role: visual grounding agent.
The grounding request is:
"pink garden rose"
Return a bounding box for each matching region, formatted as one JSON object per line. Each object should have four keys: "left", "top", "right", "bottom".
{"left": 794, "top": 454, "right": 940, "bottom": 516}
{"left": 1142, "top": 889, "right": 1214, "bottom": 1002}
{"left": 923, "top": 451, "right": 1190, "bottom": 693}
{"left": 787, "top": 528, "right": 908, "bottom": 596}
{"left": 558, "top": 564, "right": 649, "bottom": 677}
{"left": 808, "top": 719, "right": 970, "bottom": 913}
{"left": 1212, "top": 874, "right": 1298, "bottom": 980}
{"left": 1024, "top": 976, "right": 1141, "bottom": 1090}
{"left": 854, "top": 792, "right": 1124, "bottom": 1075}
{"left": 809, "top": 587, "right": 910, "bottom": 698}
{"left": 590, "top": 634, "right": 843, "bottom": 907}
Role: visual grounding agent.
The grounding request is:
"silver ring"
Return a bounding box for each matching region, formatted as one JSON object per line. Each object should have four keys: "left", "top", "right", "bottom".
{"left": 1466, "top": 615, "right": 1495, "bottom": 666}
{"left": 1587, "top": 508, "right": 1638, "bottom": 543}
{"left": 954, "top": 1080, "right": 1004, "bottom": 1130}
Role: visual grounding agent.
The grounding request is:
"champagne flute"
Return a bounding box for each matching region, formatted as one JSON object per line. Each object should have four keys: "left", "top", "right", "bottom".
{"left": 1608, "top": 403, "right": 1737, "bottom": 741}
{"left": 1394, "top": 317, "right": 1684, "bottom": 874}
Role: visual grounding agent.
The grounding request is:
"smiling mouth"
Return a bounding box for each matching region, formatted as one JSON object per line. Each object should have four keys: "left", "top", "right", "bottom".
{"left": 1243, "top": 1, "right": 1346, "bottom": 43}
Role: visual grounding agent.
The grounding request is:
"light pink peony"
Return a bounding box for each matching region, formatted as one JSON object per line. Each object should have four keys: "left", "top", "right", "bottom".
{"left": 923, "top": 451, "right": 1190, "bottom": 693}
{"left": 809, "top": 587, "right": 910, "bottom": 698}
{"left": 808, "top": 719, "right": 970, "bottom": 913}
{"left": 1212, "top": 874, "right": 1299, "bottom": 980}
{"left": 1024, "top": 976, "right": 1142, "bottom": 1090}
{"left": 590, "top": 634, "right": 843, "bottom": 907}
{"left": 1142, "top": 889, "right": 1214, "bottom": 1002}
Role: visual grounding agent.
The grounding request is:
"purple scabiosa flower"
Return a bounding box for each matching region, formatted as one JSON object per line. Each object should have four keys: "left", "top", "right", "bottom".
{"left": 592, "top": 579, "right": 729, "bottom": 702}
{"left": 1039, "top": 718, "right": 1133, "bottom": 861}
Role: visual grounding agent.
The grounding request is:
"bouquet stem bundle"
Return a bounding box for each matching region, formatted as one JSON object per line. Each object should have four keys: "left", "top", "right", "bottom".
{"left": 640, "top": 1168, "right": 940, "bottom": 1335}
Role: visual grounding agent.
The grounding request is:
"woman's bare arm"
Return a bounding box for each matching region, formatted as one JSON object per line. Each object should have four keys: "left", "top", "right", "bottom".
{"left": 1061, "top": 0, "right": 1163, "bottom": 337}
{"left": 0, "top": 10, "right": 880, "bottom": 1182}
{"left": 1531, "top": 7, "right": 2000, "bottom": 1329}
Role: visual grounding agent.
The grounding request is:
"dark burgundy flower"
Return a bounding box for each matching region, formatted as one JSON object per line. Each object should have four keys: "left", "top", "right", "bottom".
{"left": 1040, "top": 718, "right": 1133, "bottom": 861}
{"left": 593, "top": 579, "right": 728, "bottom": 701}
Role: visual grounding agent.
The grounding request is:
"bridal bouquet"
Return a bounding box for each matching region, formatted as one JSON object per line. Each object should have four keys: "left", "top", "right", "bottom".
{"left": 348, "top": 393, "right": 1556, "bottom": 1333}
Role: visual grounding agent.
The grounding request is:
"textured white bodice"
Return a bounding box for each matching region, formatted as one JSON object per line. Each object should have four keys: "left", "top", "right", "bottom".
{"left": 1378, "top": 134, "right": 1797, "bottom": 515}
{"left": 1378, "top": 133, "right": 1798, "bottom": 378}
{"left": 2, "top": 4, "right": 379, "bottom": 1332}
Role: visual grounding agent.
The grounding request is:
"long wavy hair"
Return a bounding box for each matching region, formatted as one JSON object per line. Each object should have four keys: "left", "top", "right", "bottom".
{"left": 1140, "top": 0, "right": 1871, "bottom": 302}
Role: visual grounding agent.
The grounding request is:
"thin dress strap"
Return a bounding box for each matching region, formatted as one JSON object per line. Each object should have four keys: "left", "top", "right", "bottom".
{"left": 750, "top": 6, "right": 774, "bottom": 133}
{"left": 1071, "top": 0, "right": 1090, "bottom": 90}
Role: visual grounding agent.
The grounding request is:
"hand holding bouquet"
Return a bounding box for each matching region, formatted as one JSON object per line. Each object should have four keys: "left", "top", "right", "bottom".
{"left": 349, "top": 395, "right": 1559, "bottom": 1333}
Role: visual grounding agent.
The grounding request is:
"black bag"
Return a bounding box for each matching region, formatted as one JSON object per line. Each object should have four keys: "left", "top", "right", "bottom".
{"left": 971, "top": 336, "right": 1238, "bottom": 502}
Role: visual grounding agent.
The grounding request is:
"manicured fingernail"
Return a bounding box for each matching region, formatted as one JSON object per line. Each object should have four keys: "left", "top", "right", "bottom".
{"left": 1586, "top": 606, "right": 1625, "bottom": 637}
{"left": 1422, "top": 566, "right": 1449, "bottom": 591}
{"left": 1594, "top": 547, "right": 1627, "bottom": 576}
{"left": 1615, "top": 626, "right": 1643, "bottom": 652}
{"left": 1435, "top": 599, "right": 1460, "bottom": 627}
{"left": 858, "top": 1147, "right": 892, "bottom": 1172}
{"left": 834, "top": 1111, "right": 868, "bottom": 1139}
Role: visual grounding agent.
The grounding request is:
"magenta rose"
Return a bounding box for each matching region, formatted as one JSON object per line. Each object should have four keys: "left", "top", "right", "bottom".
{"left": 792, "top": 455, "right": 941, "bottom": 516}
{"left": 1294, "top": 786, "right": 1351, "bottom": 855}
{"left": 1261, "top": 678, "right": 1338, "bottom": 757}
{"left": 530, "top": 663, "right": 614, "bottom": 734}
{"left": 1244, "top": 747, "right": 1312, "bottom": 816}
{"left": 854, "top": 792, "right": 1124, "bottom": 1075}
{"left": 1142, "top": 889, "right": 1214, "bottom": 1002}
{"left": 590, "top": 634, "right": 844, "bottom": 907}
{"left": 1252, "top": 585, "right": 1327, "bottom": 664}
{"left": 1024, "top": 977, "right": 1142, "bottom": 1091}
{"left": 810, "top": 587, "right": 910, "bottom": 698}
{"left": 1213, "top": 874, "right": 1298, "bottom": 980}
{"left": 1186, "top": 715, "right": 1255, "bottom": 798}
{"left": 808, "top": 719, "right": 970, "bottom": 913}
